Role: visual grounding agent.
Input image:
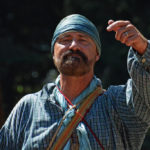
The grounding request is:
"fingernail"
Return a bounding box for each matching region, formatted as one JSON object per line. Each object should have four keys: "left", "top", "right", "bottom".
{"left": 106, "top": 26, "right": 111, "bottom": 30}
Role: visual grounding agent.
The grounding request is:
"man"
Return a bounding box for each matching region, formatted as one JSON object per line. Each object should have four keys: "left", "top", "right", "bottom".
{"left": 0, "top": 14, "right": 150, "bottom": 150}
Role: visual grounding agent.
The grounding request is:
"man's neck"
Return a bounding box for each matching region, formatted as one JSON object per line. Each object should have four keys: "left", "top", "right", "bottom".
{"left": 59, "top": 73, "right": 94, "bottom": 101}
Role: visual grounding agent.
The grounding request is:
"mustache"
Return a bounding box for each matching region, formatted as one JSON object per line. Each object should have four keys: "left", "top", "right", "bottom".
{"left": 62, "top": 49, "right": 88, "bottom": 62}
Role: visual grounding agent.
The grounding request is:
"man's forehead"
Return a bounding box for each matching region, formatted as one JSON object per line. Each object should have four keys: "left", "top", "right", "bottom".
{"left": 58, "top": 31, "right": 89, "bottom": 39}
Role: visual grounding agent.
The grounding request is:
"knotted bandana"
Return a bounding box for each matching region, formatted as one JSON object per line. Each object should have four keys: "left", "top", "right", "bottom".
{"left": 51, "top": 14, "right": 101, "bottom": 55}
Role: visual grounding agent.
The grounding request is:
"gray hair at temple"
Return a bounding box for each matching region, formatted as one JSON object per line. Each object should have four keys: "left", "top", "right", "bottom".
{"left": 51, "top": 14, "right": 101, "bottom": 55}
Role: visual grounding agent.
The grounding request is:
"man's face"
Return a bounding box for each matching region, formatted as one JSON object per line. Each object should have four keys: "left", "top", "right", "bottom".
{"left": 53, "top": 31, "right": 100, "bottom": 76}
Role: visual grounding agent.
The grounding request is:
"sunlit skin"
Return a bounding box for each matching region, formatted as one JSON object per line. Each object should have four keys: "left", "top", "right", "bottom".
{"left": 107, "top": 19, "right": 148, "bottom": 55}
{"left": 53, "top": 32, "right": 100, "bottom": 100}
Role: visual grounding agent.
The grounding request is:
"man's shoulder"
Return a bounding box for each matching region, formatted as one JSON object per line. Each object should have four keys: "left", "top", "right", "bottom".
{"left": 102, "top": 79, "right": 132, "bottom": 102}
{"left": 17, "top": 82, "right": 56, "bottom": 107}
{"left": 1, "top": 82, "right": 57, "bottom": 131}
{"left": 104, "top": 83, "right": 127, "bottom": 97}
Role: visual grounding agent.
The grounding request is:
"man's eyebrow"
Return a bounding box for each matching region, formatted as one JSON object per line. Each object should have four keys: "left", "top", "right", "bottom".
{"left": 58, "top": 34, "right": 72, "bottom": 39}
{"left": 78, "top": 34, "right": 88, "bottom": 38}
{"left": 58, "top": 33, "right": 88, "bottom": 39}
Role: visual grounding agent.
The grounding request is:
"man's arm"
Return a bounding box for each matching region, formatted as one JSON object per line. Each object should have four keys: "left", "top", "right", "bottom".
{"left": 0, "top": 94, "right": 32, "bottom": 150}
{"left": 107, "top": 20, "right": 150, "bottom": 125}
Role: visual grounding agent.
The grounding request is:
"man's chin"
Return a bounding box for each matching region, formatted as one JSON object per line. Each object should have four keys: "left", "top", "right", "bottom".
{"left": 61, "top": 72, "right": 88, "bottom": 77}
{"left": 59, "top": 65, "right": 90, "bottom": 76}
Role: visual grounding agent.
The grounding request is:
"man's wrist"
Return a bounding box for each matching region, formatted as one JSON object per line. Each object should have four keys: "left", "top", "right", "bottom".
{"left": 133, "top": 37, "right": 148, "bottom": 55}
{"left": 135, "top": 40, "right": 150, "bottom": 66}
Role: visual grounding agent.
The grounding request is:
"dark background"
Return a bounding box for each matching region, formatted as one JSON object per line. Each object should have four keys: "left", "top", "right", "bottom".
{"left": 0, "top": 0, "right": 150, "bottom": 149}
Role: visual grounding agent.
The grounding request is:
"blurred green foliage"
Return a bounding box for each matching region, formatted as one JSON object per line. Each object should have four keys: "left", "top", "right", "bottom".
{"left": 0, "top": 0, "right": 150, "bottom": 149}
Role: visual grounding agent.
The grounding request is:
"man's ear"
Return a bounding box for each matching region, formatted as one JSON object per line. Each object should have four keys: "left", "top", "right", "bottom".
{"left": 96, "top": 55, "right": 100, "bottom": 62}
{"left": 95, "top": 49, "right": 100, "bottom": 61}
{"left": 95, "top": 47, "right": 100, "bottom": 62}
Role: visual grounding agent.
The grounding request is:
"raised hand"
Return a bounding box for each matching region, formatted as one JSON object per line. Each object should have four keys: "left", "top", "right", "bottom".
{"left": 107, "top": 19, "right": 148, "bottom": 55}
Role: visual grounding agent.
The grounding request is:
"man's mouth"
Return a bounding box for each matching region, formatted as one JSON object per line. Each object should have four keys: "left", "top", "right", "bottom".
{"left": 64, "top": 55, "right": 80, "bottom": 65}
{"left": 62, "top": 50, "right": 88, "bottom": 64}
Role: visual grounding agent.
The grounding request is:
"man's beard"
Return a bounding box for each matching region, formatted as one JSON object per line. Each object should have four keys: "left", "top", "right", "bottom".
{"left": 54, "top": 50, "right": 95, "bottom": 76}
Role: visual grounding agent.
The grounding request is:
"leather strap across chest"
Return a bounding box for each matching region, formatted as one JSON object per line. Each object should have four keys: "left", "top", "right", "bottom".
{"left": 47, "top": 86, "right": 105, "bottom": 150}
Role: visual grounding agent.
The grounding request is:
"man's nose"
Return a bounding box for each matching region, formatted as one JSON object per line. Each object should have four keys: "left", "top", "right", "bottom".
{"left": 69, "top": 39, "right": 80, "bottom": 50}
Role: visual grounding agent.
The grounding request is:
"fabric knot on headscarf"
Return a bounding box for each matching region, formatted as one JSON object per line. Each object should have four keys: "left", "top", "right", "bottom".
{"left": 51, "top": 14, "right": 101, "bottom": 55}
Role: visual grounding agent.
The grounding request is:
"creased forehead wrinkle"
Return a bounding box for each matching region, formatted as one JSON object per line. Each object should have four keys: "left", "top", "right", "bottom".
{"left": 51, "top": 14, "right": 101, "bottom": 55}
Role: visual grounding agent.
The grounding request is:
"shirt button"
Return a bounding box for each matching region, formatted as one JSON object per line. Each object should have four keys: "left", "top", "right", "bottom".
{"left": 142, "top": 58, "right": 146, "bottom": 63}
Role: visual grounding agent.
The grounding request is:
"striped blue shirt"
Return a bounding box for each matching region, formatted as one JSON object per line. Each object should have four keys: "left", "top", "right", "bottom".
{"left": 1, "top": 42, "right": 150, "bottom": 150}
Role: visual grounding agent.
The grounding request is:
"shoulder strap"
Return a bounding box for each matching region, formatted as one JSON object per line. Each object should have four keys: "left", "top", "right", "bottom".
{"left": 47, "top": 86, "right": 104, "bottom": 150}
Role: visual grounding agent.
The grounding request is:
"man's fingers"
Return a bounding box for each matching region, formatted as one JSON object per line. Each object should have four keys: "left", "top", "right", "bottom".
{"left": 107, "top": 20, "right": 130, "bottom": 32}
{"left": 106, "top": 19, "right": 148, "bottom": 54}
{"left": 115, "top": 24, "right": 135, "bottom": 41}
{"left": 115, "top": 26, "right": 127, "bottom": 41}
{"left": 108, "top": 19, "right": 114, "bottom": 25}
{"left": 125, "top": 35, "right": 138, "bottom": 46}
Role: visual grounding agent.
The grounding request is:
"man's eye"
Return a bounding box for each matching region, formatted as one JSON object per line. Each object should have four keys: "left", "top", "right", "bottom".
{"left": 79, "top": 39, "right": 88, "bottom": 43}
{"left": 64, "top": 39, "right": 71, "bottom": 42}
{"left": 80, "top": 39, "right": 85, "bottom": 41}
{"left": 60, "top": 38, "right": 71, "bottom": 43}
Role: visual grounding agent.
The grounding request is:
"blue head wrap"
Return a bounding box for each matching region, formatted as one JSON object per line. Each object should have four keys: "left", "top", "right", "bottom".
{"left": 51, "top": 14, "right": 101, "bottom": 55}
